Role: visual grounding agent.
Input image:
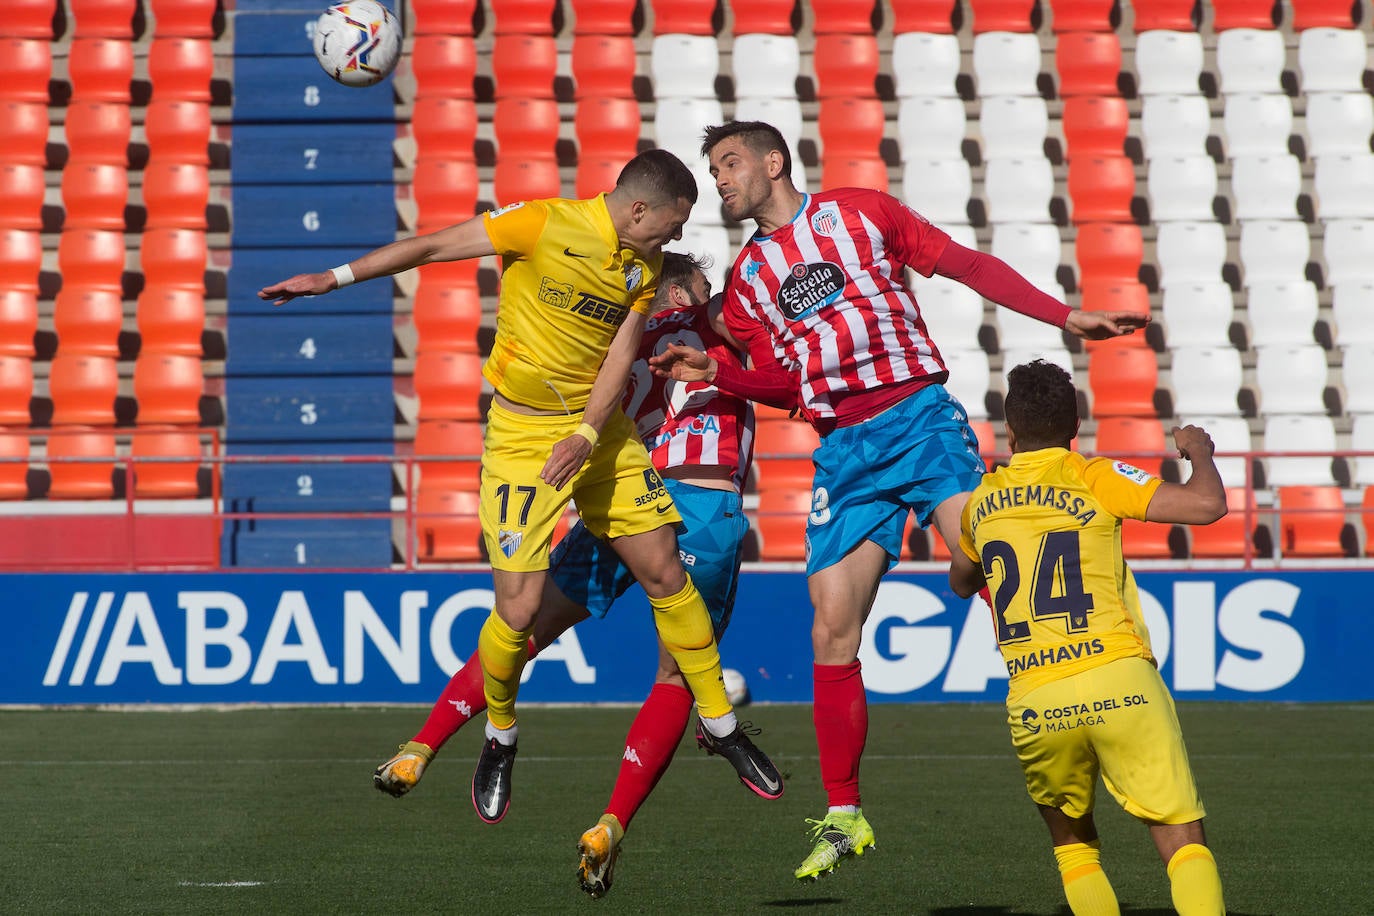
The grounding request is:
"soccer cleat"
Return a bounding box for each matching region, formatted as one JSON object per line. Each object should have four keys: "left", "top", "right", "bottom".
{"left": 793, "top": 809, "right": 876, "bottom": 881}
{"left": 576, "top": 818, "right": 622, "bottom": 899}
{"left": 373, "top": 740, "right": 435, "bottom": 797}
{"left": 471, "top": 736, "right": 518, "bottom": 824}
{"left": 695, "top": 719, "right": 784, "bottom": 800}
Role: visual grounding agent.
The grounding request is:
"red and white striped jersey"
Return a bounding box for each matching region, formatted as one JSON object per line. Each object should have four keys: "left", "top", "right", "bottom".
{"left": 623, "top": 303, "right": 755, "bottom": 491}
{"left": 721, "top": 188, "right": 953, "bottom": 420}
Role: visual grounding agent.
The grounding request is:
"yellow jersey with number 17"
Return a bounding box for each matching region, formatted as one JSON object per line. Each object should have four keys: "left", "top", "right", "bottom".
{"left": 958, "top": 447, "right": 1163, "bottom": 704}
{"left": 480, "top": 195, "right": 660, "bottom": 414}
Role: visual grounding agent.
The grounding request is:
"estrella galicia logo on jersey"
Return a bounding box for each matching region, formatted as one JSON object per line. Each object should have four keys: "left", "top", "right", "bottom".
{"left": 778, "top": 261, "right": 845, "bottom": 321}
{"left": 1021, "top": 708, "right": 1041, "bottom": 735}
{"left": 742, "top": 258, "right": 763, "bottom": 282}
{"left": 539, "top": 277, "right": 573, "bottom": 308}
{"left": 810, "top": 207, "right": 840, "bottom": 237}
{"left": 498, "top": 529, "right": 523, "bottom": 559}
{"left": 1113, "top": 461, "right": 1153, "bottom": 485}
{"left": 624, "top": 263, "right": 643, "bottom": 291}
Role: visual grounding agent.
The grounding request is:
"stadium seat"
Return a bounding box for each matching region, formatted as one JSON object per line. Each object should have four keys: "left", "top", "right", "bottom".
{"left": 896, "top": 96, "right": 966, "bottom": 161}
{"left": 575, "top": 157, "right": 629, "bottom": 199}
{"left": 68, "top": 37, "right": 134, "bottom": 102}
{"left": 492, "top": 35, "right": 557, "bottom": 98}
{"left": 1179, "top": 414, "right": 1253, "bottom": 487}
{"left": 1055, "top": 32, "right": 1122, "bottom": 97}
{"left": 493, "top": 158, "right": 561, "bottom": 208}
{"left": 913, "top": 279, "right": 985, "bottom": 345}
{"left": 0, "top": 290, "right": 37, "bottom": 357}
{"left": 811, "top": 0, "right": 878, "bottom": 32}
{"left": 891, "top": 33, "right": 961, "bottom": 97}
{"left": 414, "top": 351, "right": 484, "bottom": 421}
{"left": 130, "top": 427, "right": 202, "bottom": 498}
{"left": 1093, "top": 416, "right": 1166, "bottom": 474}
{"left": 1133, "top": 30, "right": 1203, "bottom": 96}
{"left": 0, "top": 431, "right": 29, "bottom": 500}
{"left": 901, "top": 158, "right": 973, "bottom": 224}
{"left": 1188, "top": 487, "right": 1256, "bottom": 558}
{"left": 71, "top": 0, "right": 134, "bottom": 37}
{"left": 1073, "top": 221, "right": 1142, "bottom": 283}
{"left": 1215, "top": 28, "right": 1286, "bottom": 93}
{"left": 1220, "top": 92, "right": 1292, "bottom": 157}
{"left": 1080, "top": 277, "right": 1150, "bottom": 318}
{"left": 968, "top": 0, "right": 1036, "bottom": 32}
{"left": 49, "top": 354, "right": 118, "bottom": 425}
{"left": 1050, "top": 0, "right": 1116, "bottom": 31}
{"left": 570, "top": 0, "right": 635, "bottom": 34}
{"left": 1263, "top": 415, "right": 1336, "bottom": 486}
{"left": 53, "top": 286, "right": 121, "bottom": 357}
{"left": 1062, "top": 95, "right": 1128, "bottom": 158}
{"left": 492, "top": 0, "right": 555, "bottom": 34}
{"left": 1297, "top": 26, "right": 1368, "bottom": 92}
{"left": 417, "top": 489, "right": 485, "bottom": 562}
{"left": 1245, "top": 280, "right": 1318, "bottom": 348}
{"left": 60, "top": 161, "right": 128, "bottom": 230}
{"left": 415, "top": 419, "right": 484, "bottom": 492}
{"left": 980, "top": 96, "right": 1049, "bottom": 160}
{"left": 667, "top": 225, "right": 731, "bottom": 282}
{"left": 494, "top": 97, "right": 561, "bottom": 159}
{"left": 818, "top": 97, "right": 885, "bottom": 159}
{"left": 1333, "top": 282, "right": 1374, "bottom": 347}
{"left": 1002, "top": 345, "right": 1075, "bottom": 382}
{"left": 813, "top": 34, "right": 880, "bottom": 99}
{"left": 1161, "top": 281, "right": 1234, "bottom": 347}
{"left": 147, "top": 37, "right": 213, "bottom": 101}
{"left": 0, "top": 229, "right": 42, "bottom": 292}
{"left": 649, "top": 0, "right": 716, "bottom": 35}
{"left": 58, "top": 228, "right": 126, "bottom": 289}
{"left": 0, "top": 38, "right": 52, "bottom": 103}
{"left": 149, "top": 0, "right": 217, "bottom": 37}
{"left": 0, "top": 355, "right": 34, "bottom": 425}
{"left": 941, "top": 348, "right": 992, "bottom": 419}
{"left": 754, "top": 418, "right": 818, "bottom": 491}
{"left": 1256, "top": 344, "right": 1329, "bottom": 415}
{"left": 730, "top": 0, "right": 798, "bottom": 34}
{"left": 1210, "top": 0, "right": 1278, "bottom": 30}
{"left": 1089, "top": 347, "right": 1159, "bottom": 418}
{"left": 732, "top": 34, "right": 800, "bottom": 100}
{"left": 650, "top": 34, "right": 718, "bottom": 98}
{"left": 1351, "top": 414, "right": 1374, "bottom": 486}
{"left": 1289, "top": 0, "right": 1358, "bottom": 29}
{"left": 1314, "top": 153, "right": 1374, "bottom": 220}
{"left": 413, "top": 158, "right": 480, "bottom": 231}
{"left": 63, "top": 100, "right": 131, "bottom": 164}
{"left": 2, "top": 100, "right": 48, "bottom": 166}
{"left": 972, "top": 32, "right": 1042, "bottom": 96}
{"left": 10, "top": 0, "right": 56, "bottom": 38}
{"left": 1238, "top": 219, "right": 1310, "bottom": 286}
{"left": 1121, "top": 518, "right": 1175, "bottom": 558}
{"left": 571, "top": 35, "right": 636, "bottom": 99}
{"left": 142, "top": 161, "right": 209, "bottom": 229}
{"left": 45, "top": 428, "right": 116, "bottom": 499}
{"left": 653, "top": 97, "right": 724, "bottom": 164}
{"left": 1230, "top": 154, "right": 1302, "bottom": 220}
{"left": 134, "top": 354, "right": 203, "bottom": 424}
{"left": 984, "top": 157, "right": 1055, "bottom": 223}
{"left": 997, "top": 298, "right": 1070, "bottom": 351}
{"left": 1168, "top": 346, "right": 1244, "bottom": 416}
{"left": 411, "top": 35, "right": 477, "bottom": 99}
{"left": 892, "top": 0, "right": 958, "bottom": 33}
{"left": 1130, "top": 0, "right": 1197, "bottom": 30}
{"left": 0, "top": 164, "right": 43, "bottom": 231}
{"left": 1067, "top": 155, "right": 1136, "bottom": 223}
{"left": 411, "top": 97, "right": 478, "bottom": 160}
{"left": 1304, "top": 92, "right": 1374, "bottom": 159}
{"left": 1340, "top": 345, "right": 1374, "bottom": 415}
{"left": 1277, "top": 486, "right": 1348, "bottom": 557}
{"left": 1146, "top": 155, "right": 1218, "bottom": 221}
{"left": 755, "top": 487, "right": 811, "bottom": 561}
{"left": 992, "top": 222, "right": 1063, "bottom": 288}
{"left": 1156, "top": 219, "right": 1228, "bottom": 287}
{"left": 137, "top": 285, "right": 204, "bottom": 356}
{"left": 143, "top": 99, "right": 211, "bottom": 164}
{"left": 1139, "top": 94, "right": 1210, "bottom": 159}
{"left": 140, "top": 228, "right": 206, "bottom": 290}
{"left": 1322, "top": 220, "right": 1374, "bottom": 286}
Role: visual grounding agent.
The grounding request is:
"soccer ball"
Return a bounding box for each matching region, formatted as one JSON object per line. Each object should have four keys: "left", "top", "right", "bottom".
{"left": 313, "top": 1, "right": 403, "bottom": 88}
{"left": 722, "top": 668, "right": 750, "bottom": 707}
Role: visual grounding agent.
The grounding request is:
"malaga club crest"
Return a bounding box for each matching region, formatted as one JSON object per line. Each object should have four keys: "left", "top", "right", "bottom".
{"left": 498, "top": 530, "right": 523, "bottom": 559}
{"left": 624, "top": 263, "right": 644, "bottom": 291}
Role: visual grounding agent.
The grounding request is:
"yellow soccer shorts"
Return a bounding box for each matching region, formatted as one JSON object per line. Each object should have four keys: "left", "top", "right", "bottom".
{"left": 480, "top": 402, "right": 681, "bottom": 572}
{"left": 1007, "top": 656, "right": 1206, "bottom": 824}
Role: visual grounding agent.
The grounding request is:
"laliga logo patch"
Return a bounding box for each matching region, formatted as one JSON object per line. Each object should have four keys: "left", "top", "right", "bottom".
{"left": 489, "top": 201, "right": 525, "bottom": 218}
{"left": 1021, "top": 708, "right": 1041, "bottom": 735}
{"left": 498, "top": 529, "right": 523, "bottom": 559}
{"left": 624, "top": 263, "right": 643, "bottom": 291}
{"left": 811, "top": 208, "right": 839, "bottom": 236}
{"left": 1112, "top": 461, "right": 1152, "bottom": 485}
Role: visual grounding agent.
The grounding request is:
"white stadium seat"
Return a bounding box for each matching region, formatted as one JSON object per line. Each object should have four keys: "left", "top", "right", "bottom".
{"left": 1162, "top": 281, "right": 1234, "bottom": 348}
{"left": 650, "top": 35, "right": 719, "bottom": 98}
{"left": 901, "top": 157, "right": 973, "bottom": 223}
{"left": 983, "top": 157, "right": 1055, "bottom": 224}
{"left": 896, "top": 96, "right": 966, "bottom": 161}
{"left": 1179, "top": 414, "right": 1254, "bottom": 488}
{"left": 1168, "top": 345, "right": 1244, "bottom": 416}
{"left": 1140, "top": 94, "right": 1212, "bottom": 159}
{"left": 1332, "top": 281, "right": 1374, "bottom": 347}
{"left": 1322, "top": 220, "right": 1374, "bottom": 286}
{"left": 1314, "top": 153, "right": 1374, "bottom": 220}
{"left": 1239, "top": 219, "right": 1311, "bottom": 285}
{"left": 1156, "top": 220, "right": 1228, "bottom": 287}
{"left": 1244, "top": 280, "right": 1318, "bottom": 348}
{"left": 1229, "top": 154, "right": 1302, "bottom": 221}
{"left": 1222, "top": 92, "right": 1293, "bottom": 157}
{"left": 892, "top": 32, "right": 962, "bottom": 98}
{"left": 1147, "top": 155, "right": 1218, "bottom": 222}
{"left": 1215, "top": 28, "right": 1286, "bottom": 94}
{"left": 1304, "top": 92, "right": 1374, "bottom": 158}
{"left": 731, "top": 34, "right": 800, "bottom": 100}
{"left": 973, "top": 32, "right": 1042, "bottom": 97}
{"left": 978, "top": 95, "right": 1049, "bottom": 160}
{"left": 1256, "top": 344, "right": 1329, "bottom": 415}
{"left": 1134, "top": 30, "right": 1204, "bottom": 96}
{"left": 1298, "top": 27, "right": 1368, "bottom": 92}
{"left": 1263, "top": 414, "right": 1337, "bottom": 486}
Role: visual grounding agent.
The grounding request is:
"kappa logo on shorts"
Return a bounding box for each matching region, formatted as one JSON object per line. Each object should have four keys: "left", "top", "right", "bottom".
{"left": 498, "top": 529, "right": 523, "bottom": 559}
{"left": 1020, "top": 708, "right": 1041, "bottom": 735}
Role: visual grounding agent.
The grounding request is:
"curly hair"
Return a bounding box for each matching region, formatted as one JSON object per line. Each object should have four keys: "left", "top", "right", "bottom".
{"left": 1003, "top": 359, "right": 1079, "bottom": 449}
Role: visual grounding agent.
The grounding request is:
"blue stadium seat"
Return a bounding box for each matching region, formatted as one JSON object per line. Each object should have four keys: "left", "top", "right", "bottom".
{"left": 231, "top": 184, "right": 396, "bottom": 248}
{"left": 231, "top": 124, "right": 396, "bottom": 184}
{"left": 225, "top": 375, "right": 394, "bottom": 442}
{"left": 224, "top": 461, "right": 393, "bottom": 513}
{"left": 228, "top": 519, "right": 393, "bottom": 568}
{"left": 227, "top": 314, "right": 393, "bottom": 376}
{"left": 227, "top": 248, "right": 394, "bottom": 316}
{"left": 232, "top": 56, "right": 395, "bottom": 122}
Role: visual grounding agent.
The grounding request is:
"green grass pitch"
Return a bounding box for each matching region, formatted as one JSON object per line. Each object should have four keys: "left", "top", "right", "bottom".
{"left": 1, "top": 703, "right": 1368, "bottom": 914}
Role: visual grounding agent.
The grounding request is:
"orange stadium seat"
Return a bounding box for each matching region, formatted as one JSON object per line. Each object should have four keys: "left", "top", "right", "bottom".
{"left": 147, "top": 38, "right": 213, "bottom": 102}
{"left": 1290, "top": 0, "right": 1358, "bottom": 29}
{"left": 1067, "top": 155, "right": 1136, "bottom": 223}
{"left": 1094, "top": 416, "right": 1166, "bottom": 475}
{"left": 1089, "top": 348, "right": 1158, "bottom": 418}
{"left": 1277, "top": 486, "right": 1348, "bottom": 557}
{"left": 753, "top": 418, "right": 818, "bottom": 491}
{"left": 1055, "top": 32, "right": 1121, "bottom": 97}
{"left": 64, "top": 100, "right": 132, "bottom": 164}
{"left": 414, "top": 350, "right": 484, "bottom": 421}
{"left": 575, "top": 96, "right": 641, "bottom": 163}
{"left": 576, "top": 157, "right": 628, "bottom": 198}
{"left": 1189, "top": 487, "right": 1256, "bottom": 558}
{"left": 45, "top": 428, "right": 116, "bottom": 499}
{"left": 1122, "top": 518, "right": 1174, "bottom": 558}
{"left": 415, "top": 256, "right": 479, "bottom": 290}
{"left": 0, "top": 229, "right": 42, "bottom": 292}
{"left": 1074, "top": 221, "right": 1142, "bottom": 284}
{"left": 58, "top": 229, "right": 126, "bottom": 289}
{"left": 411, "top": 97, "right": 478, "bottom": 161}
{"left": 411, "top": 35, "right": 476, "bottom": 99}
{"left": 571, "top": 35, "right": 637, "bottom": 98}
{"left": 1210, "top": 0, "right": 1277, "bottom": 30}
{"left": 1062, "top": 96, "right": 1128, "bottom": 158}
{"left": 134, "top": 353, "right": 203, "bottom": 424}
{"left": 60, "top": 161, "right": 128, "bottom": 230}
{"left": 811, "top": 0, "right": 877, "bottom": 33}
{"left": 49, "top": 354, "right": 118, "bottom": 425}
{"left": 70, "top": 0, "right": 134, "bottom": 37}
{"left": 0, "top": 290, "right": 37, "bottom": 357}
{"left": 412, "top": 281, "right": 481, "bottom": 353}
{"left": 822, "top": 157, "right": 889, "bottom": 193}
{"left": 142, "top": 161, "right": 209, "bottom": 229}
{"left": 1364, "top": 488, "right": 1374, "bottom": 557}
{"left": 137, "top": 285, "right": 204, "bottom": 356}
{"left": 3, "top": 101, "right": 49, "bottom": 165}
{"left": 417, "top": 489, "right": 485, "bottom": 562}
{"left": 650, "top": 0, "right": 716, "bottom": 35}
{"left": 130, "top": 427, "right": 202, "bottom": 498}
{"left": 0, "top": 164, "right": 44, "bottom": 231}
{"left": 1080, "top": 278, "right": 1149, "bottom": 350}
{"left": 11, "top": 0, "right": 56, "bottom": 38}
{"left": 1130, "top": 0, "right": 1197, "bottom": 30}
{"left": 413, "top": 157, "right": 480, "bottom": 231}
{"left": 410, "top": 0, "right": 476, "bottom": 35}
{"left": 0, "top": 356, "right": 34, "bottom": 425}
{"left": 415, "top": 418, "right": 484, "bottom": 492}
{"left": 492, "top": 0, "right": 555, "bottom": 34}
{"left": 969, "top": 0, "right": 1036, "bottom": 31}
{"left": 570, "top": 0, "right": 636, "bottom": 34}
{"left": 818, "top": 97, "right": 885, "bottom": 159}
{"left": 67, "top": 38, "right": 134, "bottom": 102}
{"left": 492, "top": 35, "right": 557, "bottom": 98}
{"left": 149, "top": 0, "right": 217, "bottom": 37}
{"left": 0, "top": 431, "right": 29, "bottom": 500}
{"left": 143, "top": 100, "right": 210, "bottom": 164}
{"left": 140, "top": 228, "right": 206, "bottom": 289}
{"left": 493, "top": 158, "right": 562, "bottom": 207}
{"left": 813, "top": 34, "right": 879, "bottom": 98}
{"left": 0, "top": 39, "right": 52, "bottom": 103}
{"left": 891, "top": 0, "right": 957, "bottom": 34}
{"left": 53, "top": 285, "right": 121, "bottom": 357}
{"left": 493, "top": 97, "right": 561, "bottom": 158}
{"left": 756, "top": 488, "right": 811, "bottom": 561}
{"left": 732, "top": 0, "right": 798, "bottom": 34}
{"left": 1049, "top": 0, "right": 1116, "bottom": 31}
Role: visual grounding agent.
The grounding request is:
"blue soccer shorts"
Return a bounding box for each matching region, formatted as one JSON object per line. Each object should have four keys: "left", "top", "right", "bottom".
{"left": 548, "top": 479, "right": 748, "bottom": 637}
{"left": 806, "top": 383, "right": 985, "bottom": 576}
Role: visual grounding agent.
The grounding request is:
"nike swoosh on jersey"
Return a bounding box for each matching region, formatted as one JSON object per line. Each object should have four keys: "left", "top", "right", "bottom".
{"left": 564, "top": 247, "right": 590, "bottom": 258}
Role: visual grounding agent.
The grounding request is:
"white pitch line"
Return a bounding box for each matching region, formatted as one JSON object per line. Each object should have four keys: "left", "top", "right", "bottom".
{"left": 177, "top": 881, "right": 265, "bottom": 888}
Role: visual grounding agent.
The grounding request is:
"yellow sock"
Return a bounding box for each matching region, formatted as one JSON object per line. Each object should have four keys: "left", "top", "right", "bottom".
{"left": 477, "top": 610, "right": 531, "bottom": 730}
{"left": 1054, "top": 841, "right": 1119, "bottom": 916}
{"left": 1167, "top": 843, "right": 1225, "bottom": 916}
{"left": 650, "top": 578, "right": 731, "bottom": 718}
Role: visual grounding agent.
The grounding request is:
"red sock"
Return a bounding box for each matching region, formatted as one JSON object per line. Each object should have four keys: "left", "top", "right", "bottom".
{"left": 605, "top": 682, "right": 693, "bottom": 831}
{"left": 413, "top": 640, "right": 538, "bottom": 751}
{"left": 979, "top": 585, "right": 994, "bottom": 616}
{"left": 813, "top": 661, "right": 867, "bottom": 808}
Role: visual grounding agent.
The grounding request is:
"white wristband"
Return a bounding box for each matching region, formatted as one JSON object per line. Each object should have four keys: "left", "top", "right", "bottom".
{"left": 330, "top": 264, "right": 355, "bottom": 288}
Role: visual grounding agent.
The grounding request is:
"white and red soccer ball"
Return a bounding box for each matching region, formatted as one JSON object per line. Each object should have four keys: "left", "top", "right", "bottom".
{"left": 313, "top": 1, "right": 402, "bottom": 88}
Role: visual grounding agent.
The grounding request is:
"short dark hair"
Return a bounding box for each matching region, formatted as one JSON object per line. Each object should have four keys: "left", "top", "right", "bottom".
{"left": 654, "top": 251, "right": 711, "bottom": 306}
{"left": 700, "top": 121, "right": 793, "bottom": 178}
{"left": 616, "top": 149, "right": 698, "bottom": 206}
{"left": 1003, "top": 360, "right": 1079, "bottom": 449}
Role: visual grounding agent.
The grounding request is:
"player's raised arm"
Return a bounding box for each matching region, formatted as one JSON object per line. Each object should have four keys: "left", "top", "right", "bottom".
{"left": 1142, "top": 424, "right": 1228, "bottom": 525}
{"left": 257, "top": 215, "right": 498, "bottom": 305}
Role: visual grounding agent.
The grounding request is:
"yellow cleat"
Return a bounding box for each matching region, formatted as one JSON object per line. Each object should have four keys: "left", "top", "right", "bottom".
{"left": 576, "top": 815, "right": 623, "bottom": 899}
{"left": 793, "top": 809, "right": 876, "bottom": 881}
{"left": 373, "top": 740, "right": 435, "bottom": 797}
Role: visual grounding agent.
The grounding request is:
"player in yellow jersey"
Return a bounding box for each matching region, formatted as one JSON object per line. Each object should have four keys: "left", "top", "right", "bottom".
{"left": 949, "top": 360, "right": 1228, "bottom": 916}
{"left": 259, "top": 150, "right": 780, "bottom": 826}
